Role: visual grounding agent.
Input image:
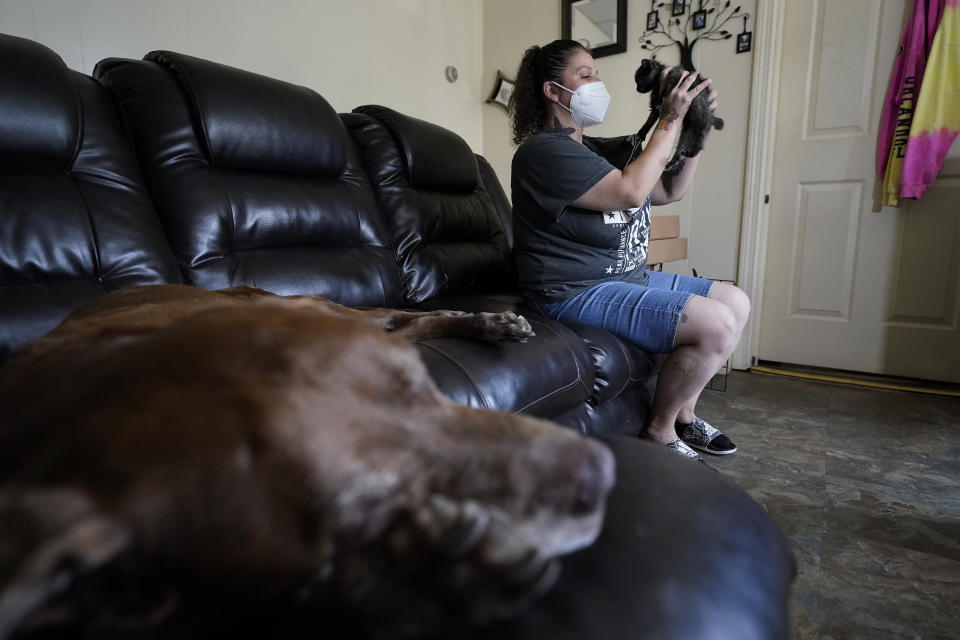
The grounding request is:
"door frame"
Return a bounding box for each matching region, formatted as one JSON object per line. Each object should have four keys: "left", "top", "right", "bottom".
{"left": 731, "top": 0, "right": 787, "bottom": 370}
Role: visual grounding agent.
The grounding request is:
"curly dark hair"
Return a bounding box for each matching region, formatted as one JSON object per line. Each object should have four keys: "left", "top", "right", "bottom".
{"left": 509, "top": 39, "right": 587, "bottom": 146}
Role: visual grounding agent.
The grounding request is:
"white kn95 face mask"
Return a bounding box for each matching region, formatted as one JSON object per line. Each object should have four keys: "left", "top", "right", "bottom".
{"left": 551, "top": 80, "right": 611, "bottom": 128}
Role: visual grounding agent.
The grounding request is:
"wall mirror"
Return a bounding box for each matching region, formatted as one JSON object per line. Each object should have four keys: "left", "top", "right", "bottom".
{"left": 562, "top": 0, "right": 627, "bottom": 59}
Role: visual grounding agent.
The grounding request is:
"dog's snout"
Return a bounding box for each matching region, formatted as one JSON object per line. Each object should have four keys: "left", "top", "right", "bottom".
{"left": 570, "top": 440, "right": 615, "bottom": 515}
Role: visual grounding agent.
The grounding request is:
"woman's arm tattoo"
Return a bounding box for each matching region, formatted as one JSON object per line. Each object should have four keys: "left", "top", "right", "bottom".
{"left": 656, "top": 104, "right": 679, "bottom": 132}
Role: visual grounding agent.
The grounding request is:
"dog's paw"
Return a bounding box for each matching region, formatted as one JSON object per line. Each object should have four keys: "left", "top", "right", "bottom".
{"left": 469, "top": 312, "right": 536, "bottom": 343}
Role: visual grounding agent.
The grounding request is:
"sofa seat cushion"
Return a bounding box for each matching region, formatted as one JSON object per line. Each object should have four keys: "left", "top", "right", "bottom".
{"left": 416, "top": 320, "right": 592, "bottom": 418}
{"left": 550, "top": 386, "right": 653, "bottom": 436}
{"left": 415, "top": 294, "right": 657, "bottom": 421}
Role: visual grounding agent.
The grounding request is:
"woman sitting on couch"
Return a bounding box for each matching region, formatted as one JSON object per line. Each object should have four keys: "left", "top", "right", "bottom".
{"left": 508, "top": 39, "right": 750, "bottom": 463}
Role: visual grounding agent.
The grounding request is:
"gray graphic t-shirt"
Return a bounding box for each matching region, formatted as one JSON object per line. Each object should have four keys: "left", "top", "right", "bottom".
{"left": 512, "top": 130, "right": 651, "bottom": 303}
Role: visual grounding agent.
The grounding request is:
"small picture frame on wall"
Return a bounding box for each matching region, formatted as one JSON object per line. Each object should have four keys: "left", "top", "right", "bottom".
{"left": 647, "top": 10, "right": 658, "bottom": 31}
{"left": 486, "top": 70, "right": 515, "bottom": 111}
{"left": 671, "top": 0, "right": 685, "bottom": 17}
{"left": 736, "top": 31, "right": 753, "bottom": 54}
{"left": 692, "top": 9, "right": 707, "bottom": 30}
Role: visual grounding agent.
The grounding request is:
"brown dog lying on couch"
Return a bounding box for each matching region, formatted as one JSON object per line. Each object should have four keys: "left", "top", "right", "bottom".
{"left": 0, "top": 285, "right": 615, "bottom": 639}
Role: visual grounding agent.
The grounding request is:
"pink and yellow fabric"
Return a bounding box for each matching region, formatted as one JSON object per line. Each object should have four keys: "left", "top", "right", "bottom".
{"left": 900, "top": 0, "right": 960, "bottom": 199}
{"left": 877, "top": 0, "right": 946, "bottom": 207}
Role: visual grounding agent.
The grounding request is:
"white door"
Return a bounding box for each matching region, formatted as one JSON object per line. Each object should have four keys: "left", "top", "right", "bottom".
{"left": 758, "top": 0, "right": 960, "bottom": 383}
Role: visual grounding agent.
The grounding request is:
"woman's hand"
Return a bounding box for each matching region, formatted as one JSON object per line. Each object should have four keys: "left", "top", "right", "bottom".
{"left": 657, "top": 67, "right": 711, "bottom": 129}
{"left": 646, "top": 69, "right": 716, "bottom": 205}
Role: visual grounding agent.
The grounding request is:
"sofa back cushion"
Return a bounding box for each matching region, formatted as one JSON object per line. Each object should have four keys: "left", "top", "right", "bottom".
{"left": 345, "top": 106, "right": 512, "bottom": 305}
{"left": 0, "top": 34, "right": 181, "bottom": 362}
{"left": 94, "top": 52, "right": 402, "bottom": 307}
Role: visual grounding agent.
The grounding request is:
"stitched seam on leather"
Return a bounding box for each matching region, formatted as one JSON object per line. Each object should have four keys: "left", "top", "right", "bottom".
{"left": 373, "top": 261, "right": 390, "bottom": 306}
{"left": 97, "top": 73, "right": 138, "bottom": 162}
{"left": 535, "top": 320, "right": 591, "bottom": 398}
{"left": 0, "top": 276, "right": 264, "bottom": 291}
{"left": 224, "top": 181, "right": 238, "bottom": 271}
{"left": 348, "top": 115, "right": 418, "bottom": 304}
{"left": 185, "top": 244, "right": 395, "bottom": 266}
{"left": 66, "top": 74, "right": 84, "bottom": 173}
{"left": 71, "top": 177, "right": 104, "bottom": 285}
{"left": 161, "top": 56, "right": 215, "bottom": 168}
{"left": 503, "top": 320, "right": 589, "bottom": 414}
{"left": 346, "top": 181, "right": 364, "bottom": 255}
{"left": 416, "top": 342, "right": 490, "bottom": 410}
{"left": 613, "top": 338, "right": 635, "bottom": 392}
{"left": 0, "top": 277, "right": 107, "bottom": 288}
{"left": 190, "top": 168, "right": 238, "bottom": 273}
{"left": 513, "top": 378, "right": 581, "bottom": 415}
{"left": 340, "top": 117, "right": 401, "bottom": 271}
{"left": 142, "top": 55, "right": 229, "bottom": 270}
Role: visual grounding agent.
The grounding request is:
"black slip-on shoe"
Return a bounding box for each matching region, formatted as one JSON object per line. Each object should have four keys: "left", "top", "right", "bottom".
{"left": 676, "top": 417, "right": 738, "bottom": 455}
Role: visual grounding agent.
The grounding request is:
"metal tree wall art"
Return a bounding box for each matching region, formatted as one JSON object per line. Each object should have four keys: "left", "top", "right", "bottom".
{"left": 640, "top": 0, "right": 751, "bottom": 71}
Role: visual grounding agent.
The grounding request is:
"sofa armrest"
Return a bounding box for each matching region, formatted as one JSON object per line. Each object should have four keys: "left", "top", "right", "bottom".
{"left": 462, "top": 434, "right": 797, "bottom": 640}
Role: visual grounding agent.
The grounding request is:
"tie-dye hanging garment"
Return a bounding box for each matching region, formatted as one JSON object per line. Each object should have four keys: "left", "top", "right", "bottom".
{"left": 877, "top": 0, "right": 945, "bottom": 207}
{"left": 900, "top": 0, "right": 960, "bottom": 199}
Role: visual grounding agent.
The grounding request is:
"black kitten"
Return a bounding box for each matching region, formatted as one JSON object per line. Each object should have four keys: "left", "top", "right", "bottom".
{"left": 634, "top": 59, "right": 724, "bottom": 195}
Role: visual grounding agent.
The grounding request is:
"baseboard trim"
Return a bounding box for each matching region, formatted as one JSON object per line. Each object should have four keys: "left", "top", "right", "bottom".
{"left": 750, "top": 365, "right": 960, "bottom": 398}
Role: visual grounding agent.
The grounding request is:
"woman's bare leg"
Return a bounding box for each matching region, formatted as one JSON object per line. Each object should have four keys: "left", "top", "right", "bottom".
{"left": 645, "top": 296, "right": 738, "bottom": 444}
{"left": 675, "top": 283, "right": 750, "bottom": 423}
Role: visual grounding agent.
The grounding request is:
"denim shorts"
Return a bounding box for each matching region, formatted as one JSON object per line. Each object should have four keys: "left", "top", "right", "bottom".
{"left": 533, "top": 271, "right": 714, "bottom": 353}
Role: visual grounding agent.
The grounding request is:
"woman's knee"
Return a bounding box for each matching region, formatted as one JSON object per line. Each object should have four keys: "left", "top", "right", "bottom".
{"left": 706, "top": 304, "right": 738, "bottom": 352}
{"left": 729, "top": 286, "right": 750, "bottom": 329}
{"left": 710, "top": 283, "right": 750, "bottom": 330}
{"left": 676, "top": 297, "right": 738, "bottom": 353}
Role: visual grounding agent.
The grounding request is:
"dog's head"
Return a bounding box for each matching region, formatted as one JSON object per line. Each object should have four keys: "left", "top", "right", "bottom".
{"left": 0, "top": 300, "right": 615, "bottom": 639}
{"left": 634, "top": 58, "right": 665, "bottom": 94}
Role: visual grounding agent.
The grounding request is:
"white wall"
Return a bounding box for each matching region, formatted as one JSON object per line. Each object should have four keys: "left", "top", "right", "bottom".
{"left": 0, "top": 0, "right": 485, "bottom": 151}
{"left": 482, "top": 0, "right": 558, "bottom": 197}
{"left": 483, "top": 0, "right": 757, "bottom": 282}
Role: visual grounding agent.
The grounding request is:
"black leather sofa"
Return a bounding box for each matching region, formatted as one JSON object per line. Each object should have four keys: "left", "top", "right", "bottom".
{"left": 0, "top": 33, "right": 795, "bottom": 639}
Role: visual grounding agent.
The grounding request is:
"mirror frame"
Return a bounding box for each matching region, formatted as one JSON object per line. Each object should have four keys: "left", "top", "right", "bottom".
{"left": 562, "top": 0, "right": 627, "bottom": 59}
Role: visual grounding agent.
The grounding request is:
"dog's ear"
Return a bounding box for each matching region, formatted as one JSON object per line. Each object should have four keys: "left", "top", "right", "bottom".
{"left": 634, "top": 59, "right": 659, "bottom": 93}
{"left": 0, "top": 487, "right": 133, "bottom": 640}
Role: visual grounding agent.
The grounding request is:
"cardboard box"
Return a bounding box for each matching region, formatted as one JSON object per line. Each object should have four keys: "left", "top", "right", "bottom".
{"left": 648, "top": 237, "right": 688, "bottom": 265}
{"left": 648, "top": 215, "right": 686, "bottom": 263}
{"left": 650, "top": 215, "right": 680, "bottom": 241}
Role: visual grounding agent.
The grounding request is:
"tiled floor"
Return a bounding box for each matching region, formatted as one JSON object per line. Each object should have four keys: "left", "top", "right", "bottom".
{"left": 696, "top": 371, "right": 960, "bottom": 640}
